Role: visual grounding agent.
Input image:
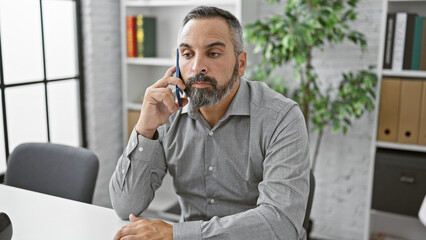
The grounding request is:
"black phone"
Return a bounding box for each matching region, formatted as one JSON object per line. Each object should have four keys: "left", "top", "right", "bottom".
{"left": 176, "top": 48, "right": 183, "bottom": 107}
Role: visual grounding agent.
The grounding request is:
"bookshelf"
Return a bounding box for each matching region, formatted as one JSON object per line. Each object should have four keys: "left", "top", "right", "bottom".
{"left": 367, "top": 0, "right": 426, "bottom": 239}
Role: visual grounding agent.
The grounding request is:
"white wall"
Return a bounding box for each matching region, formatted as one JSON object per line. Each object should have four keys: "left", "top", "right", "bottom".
{"left": 81, "top": 0, "right": 123, "bottom": 208}
{"left": 258, "top": 0, "right": 383, "bottom": 239}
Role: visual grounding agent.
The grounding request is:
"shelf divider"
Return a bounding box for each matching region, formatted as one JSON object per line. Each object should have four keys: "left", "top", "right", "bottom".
{"left": 382, "top": 70, "right": 426, "bottom": 78}
{"left": 127, "top": 57, "right": 175, "bottom": 66}
{"left": 126, "top": 0, "right": 236, "bottom": 7}
{"left": 376, "top": 141, "right": 426, "bottom": 152}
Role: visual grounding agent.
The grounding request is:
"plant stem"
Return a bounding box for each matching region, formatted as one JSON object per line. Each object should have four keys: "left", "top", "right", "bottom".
{"left": 311, "top": 128, "right": 324, "bottom": 171}
{"left": 302, "top": 49, "right": 312, "bottom": 128}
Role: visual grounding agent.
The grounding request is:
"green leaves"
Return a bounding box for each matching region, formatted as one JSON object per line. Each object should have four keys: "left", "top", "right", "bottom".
{"left": 244, "top": 0, "right": 377, "bottom": 136}
{"left": 245, "top": 0, "right": 367, "bottom": 70}
{"left": 305, "top": 67, "right": 378, "bottom": 134}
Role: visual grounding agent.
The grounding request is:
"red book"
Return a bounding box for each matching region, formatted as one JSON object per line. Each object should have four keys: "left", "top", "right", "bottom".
{"left": 126, "top": 16, "right": 137, "bottom": 58}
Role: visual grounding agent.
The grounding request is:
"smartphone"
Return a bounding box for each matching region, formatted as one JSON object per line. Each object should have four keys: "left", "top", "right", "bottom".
{"left": 176, "top": 48, "right": 183, "bottom": 107}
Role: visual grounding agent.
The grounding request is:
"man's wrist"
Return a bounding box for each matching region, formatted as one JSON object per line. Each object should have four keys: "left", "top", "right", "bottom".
{"left": 135, "top": 126, "right": 156, "bottom": 139}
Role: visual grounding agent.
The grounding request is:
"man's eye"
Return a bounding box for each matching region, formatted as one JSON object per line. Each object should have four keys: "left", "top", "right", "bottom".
{"left": 209, "top": 52, "right": 220, "bottom": 57}
{"left": 182, "top": 53, "right": 193, "bottom": 58}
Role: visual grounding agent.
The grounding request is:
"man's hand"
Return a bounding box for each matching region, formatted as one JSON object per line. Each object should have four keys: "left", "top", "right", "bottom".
{"left": 113, "top": 214, "right": 173, "bottom": 240}
{"left": 136, "top": 66, "right": 188, "bottom": 139}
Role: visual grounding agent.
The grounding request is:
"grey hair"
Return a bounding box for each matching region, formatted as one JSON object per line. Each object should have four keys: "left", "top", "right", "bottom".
{"left": 182, "top": 6, "right": 244, "bottom": 56}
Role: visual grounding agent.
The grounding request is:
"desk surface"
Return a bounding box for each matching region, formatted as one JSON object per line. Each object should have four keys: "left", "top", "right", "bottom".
{"left": 0, "top": 184, "right": 129, "bottom": 240}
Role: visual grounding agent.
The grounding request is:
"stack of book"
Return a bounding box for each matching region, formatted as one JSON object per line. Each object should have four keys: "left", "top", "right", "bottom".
{"left": 126, "top": 15, "right": 156, "bottom": 58}
{"left": 383, "top": 13, "right": 426, "bottom": 71}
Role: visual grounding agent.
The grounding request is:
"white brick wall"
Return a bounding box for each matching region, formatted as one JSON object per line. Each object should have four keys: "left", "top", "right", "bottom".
{"left": 81, "top": 0, "right": 123, "bottom": 208}
{"left": 258, "top": 0, "right": 383, "bottom": 239}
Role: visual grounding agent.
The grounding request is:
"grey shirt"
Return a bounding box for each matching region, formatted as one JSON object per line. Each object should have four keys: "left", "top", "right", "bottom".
{"left": 110, "top": 78, "right": 310, "bottom": 240}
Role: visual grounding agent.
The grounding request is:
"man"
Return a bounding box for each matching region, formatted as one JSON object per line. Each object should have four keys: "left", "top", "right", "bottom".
{"left": 110, "top": 6, "right": 310, "bottom": 240}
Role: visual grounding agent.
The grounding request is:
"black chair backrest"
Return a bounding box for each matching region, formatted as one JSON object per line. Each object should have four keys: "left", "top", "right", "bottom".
{"left": 303, "top": 170, "right": 315, "bottom": 230}
{"left": 5, "top": 143, "right": 99, "bottom": 203}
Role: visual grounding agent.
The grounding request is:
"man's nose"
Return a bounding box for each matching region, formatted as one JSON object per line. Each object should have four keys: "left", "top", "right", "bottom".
{"left": 191, "top": 55, "right": 208, "bottom": 74}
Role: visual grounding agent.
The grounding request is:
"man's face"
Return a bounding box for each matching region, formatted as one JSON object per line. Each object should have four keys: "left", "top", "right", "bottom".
{"left": 178, "top": 18, "right": 246, "bottom": 108}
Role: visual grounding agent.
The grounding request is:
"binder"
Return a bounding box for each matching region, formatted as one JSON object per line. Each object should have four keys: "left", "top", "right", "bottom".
{"left": 392, "top": 13, "right": 408, "bottom": 71}
{"left": 377, "top": 78, "right": 401, "bottom": 142}
{"left": 420, "top": 18, "right": 426, "bottom": 70}
{"left": 136, "top": 15, "right": 156, "bottom": 58}
{"left": 402, "top": 13, "right": 417, "bottom": 70}
{"left": 126, "top": 16, "right": 137, "bottom": 58}
{"left": 411, "top": 16, "right": 424, "bottom": 70}
{"left": 383, "top": 13, "right": 396, "bottom": 69}
{"left": 397, "top": 79, "right": 423, "bottom": 144}
{"left": 419, "top": 82, "right": 426, "bottom": 146}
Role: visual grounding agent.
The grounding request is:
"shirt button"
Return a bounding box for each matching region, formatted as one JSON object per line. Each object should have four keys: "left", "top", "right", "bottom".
{"left": 209, "top": 199, "right": 215, "bottom": 204}
{"left": 132, "top": 142, "right": 135, "bottom": 147}
{"left": 208, "top": 166, "right": 214, "bottom": 171}
{"left": 208, "top": 131, "right": 213, "bottom": 136}
{"left": 121, "top": 169, "right": 125, "bottom": 174}
{"left": 138, "top": 147, "right": 143, "bottom": 152}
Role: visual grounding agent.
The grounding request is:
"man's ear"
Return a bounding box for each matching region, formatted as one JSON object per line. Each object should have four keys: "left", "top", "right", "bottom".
{"left": 237, "top": 51, "right": 247, "bottom": 77}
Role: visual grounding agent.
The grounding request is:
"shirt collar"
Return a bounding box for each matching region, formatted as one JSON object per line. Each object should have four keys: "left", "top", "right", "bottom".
{"left": 181, "top": 77, "right": 250, "bottom": 118}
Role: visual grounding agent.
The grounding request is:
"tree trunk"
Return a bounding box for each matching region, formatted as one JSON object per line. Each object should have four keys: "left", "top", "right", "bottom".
{"left": 311, "top": 128, "right": 324, "bottom": 171}
{"left": 302, "top": 49, "right": 312, "bottom": 128}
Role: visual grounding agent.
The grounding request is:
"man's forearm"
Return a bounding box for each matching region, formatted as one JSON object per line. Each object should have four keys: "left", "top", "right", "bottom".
{"left": 173, "top": 205, "right": 300, "bottom": 240}
{"left": 110, "top": 129, "right": 167, "bottom": 219}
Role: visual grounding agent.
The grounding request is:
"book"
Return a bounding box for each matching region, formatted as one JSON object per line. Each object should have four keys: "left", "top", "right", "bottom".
{"left": 420, "top": 18, "right": 426, "bottom": 70}
{"left": 411, "top": 16, "right": 423, "bottom": 70}
{"left": 392, "top": 13, "right": 408, "bottom": 71}
{"left": 126, "top": 16, "right": 137, "bottom": 58}
{"left": 383, "top": 13, "right": 396, "bottom": 69}
{"left": 402, "top": 13, "right": 417, "bottom": 70}
{"left": 136, "top": 15, "right": 156, "bottom": 58}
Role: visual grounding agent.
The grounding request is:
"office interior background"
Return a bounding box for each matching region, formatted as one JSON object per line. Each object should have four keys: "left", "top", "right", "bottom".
{"left": 0, "top": 0, "right": 425, "bottom": 239}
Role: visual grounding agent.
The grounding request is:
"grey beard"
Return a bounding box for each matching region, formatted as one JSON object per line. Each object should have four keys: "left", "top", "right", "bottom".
{"left": 184, "top": 62, "right": 239, "bottom": 109}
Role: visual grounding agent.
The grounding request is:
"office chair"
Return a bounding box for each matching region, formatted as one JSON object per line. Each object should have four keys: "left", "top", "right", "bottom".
{"left": 303, "top": 170, "right": 315, "bottom": 239}
{"left": 4, "top": 142, "right": 99, "bottom": 204}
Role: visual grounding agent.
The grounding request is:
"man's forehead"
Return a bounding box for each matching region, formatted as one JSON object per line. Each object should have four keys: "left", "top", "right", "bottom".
{"left": 178, "top": 18, "right": 232, "bottom": 47}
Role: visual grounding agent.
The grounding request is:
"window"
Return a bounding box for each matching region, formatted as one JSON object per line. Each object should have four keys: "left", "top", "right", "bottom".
{"left": 0, "top": 0, "right": 86, "bottom": 174}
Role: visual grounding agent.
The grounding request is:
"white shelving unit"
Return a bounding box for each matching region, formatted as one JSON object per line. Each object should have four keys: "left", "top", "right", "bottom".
{"left": 366, "top": 0, "right": 426, "bottom": 239}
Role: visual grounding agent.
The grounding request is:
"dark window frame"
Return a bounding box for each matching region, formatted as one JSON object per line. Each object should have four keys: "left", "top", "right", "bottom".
{"left": 0, "top": 0, "right": 87, "bottom": 179}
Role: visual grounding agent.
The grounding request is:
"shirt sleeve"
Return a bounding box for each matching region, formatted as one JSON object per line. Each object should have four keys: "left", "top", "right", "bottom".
{"left": 109, "top": 128, "right": 168, "bottom": 219}
{"left": 173, "top": 105, "right": 310, "bottom": 240}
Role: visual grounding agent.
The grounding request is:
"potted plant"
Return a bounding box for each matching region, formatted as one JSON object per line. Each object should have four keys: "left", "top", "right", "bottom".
{"left": 245, "top": 0, "right": 378, "bottom": 171}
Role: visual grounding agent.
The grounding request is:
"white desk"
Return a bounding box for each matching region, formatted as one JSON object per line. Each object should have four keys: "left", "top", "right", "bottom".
{"left": 420, "top": 195, "right": 426, "bottom": 227}
{"left": 0, "top": 184, "right": 129, "bottom": 240}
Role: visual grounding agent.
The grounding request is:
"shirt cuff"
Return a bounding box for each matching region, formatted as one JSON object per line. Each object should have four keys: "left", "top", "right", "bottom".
{"left": 173, "top": 221, "right": 202, "bottom": 240}
{"left": 126, "top": 128, "right": 160, "bottom": 159}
